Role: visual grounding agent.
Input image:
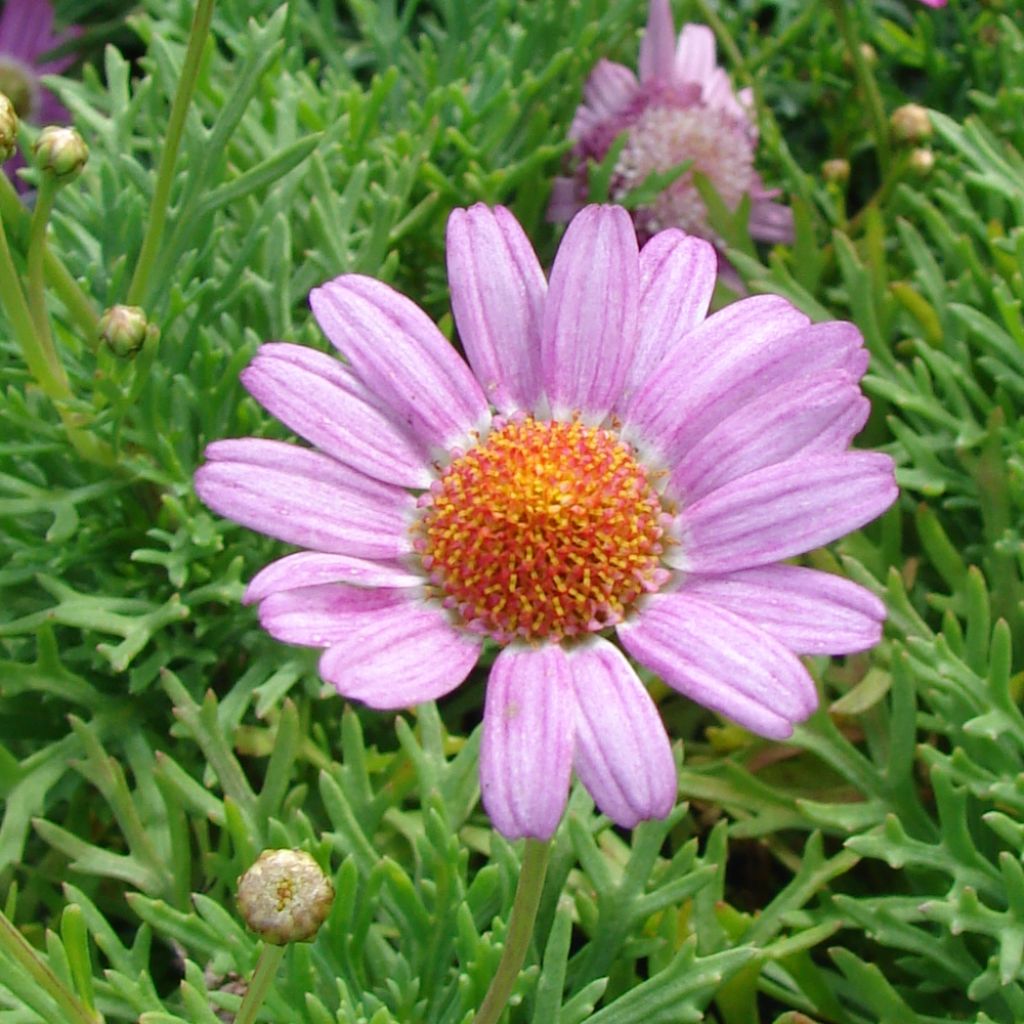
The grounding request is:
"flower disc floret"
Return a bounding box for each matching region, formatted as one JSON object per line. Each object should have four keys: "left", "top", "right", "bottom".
{"left": 415, "top": 416, "right": 669, "bottom": 643}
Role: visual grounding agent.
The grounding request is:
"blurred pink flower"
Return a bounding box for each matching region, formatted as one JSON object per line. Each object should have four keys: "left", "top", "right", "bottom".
{"left": 551, "top": 0, "right": 792, "bottom": 253}
{"left": 196, "top": 204, "right": 896, "bottom": 840}
{"left": 0, "top": 0, "right": 79, "bottom": 182}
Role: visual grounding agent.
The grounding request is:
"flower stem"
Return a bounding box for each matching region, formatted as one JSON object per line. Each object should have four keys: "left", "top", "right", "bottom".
{"left": 473, "top": 839, "right": 551, "bottom": 1024}
{"left": 829, "top": 0, "right": 891, "bottom": 175}
{"left": 0, "top": 909, "right": 102, "bottom": 1024}
{"left": 234, "top": 943, "right": 285, "bottom": 1024}
{"left": 125, "top": 0, "right": 215, "bottom": 307}
{"left": 27, "top": 177, "right": 59, "bottom": 346}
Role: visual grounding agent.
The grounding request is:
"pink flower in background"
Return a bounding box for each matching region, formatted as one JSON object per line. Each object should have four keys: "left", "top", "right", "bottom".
{"left": 916, "top": 0, "right": 946, "bottom": 7}
{"left": 551, "top": 0, "right": 792, "bottom": 253}
{"left": 196, "top": 203, "right": 896, "bottom": 840}
{"left": 0, "top": 0, "right": 79, "bottom": 181}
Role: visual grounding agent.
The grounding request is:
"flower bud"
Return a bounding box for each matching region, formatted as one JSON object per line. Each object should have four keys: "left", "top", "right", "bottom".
{"left": 821, "top": 158, "right": 850, "bottom": 185}
{"left": 909, "top": 147, "right": 935, "bottom": 177}
{"left": 237, "top": 849, "right": 334, "bottom": 945}
{"left": 890, "top": 103, "right": 932, "bottom": 144}
{"left": 99, "top": 305, "right": 158, "bottom": 358}
{"left": 33, "top": 125, "right": 88, "bottom": 183}
{"left": 0, "top": 93, "right": 17, "bottom": 163}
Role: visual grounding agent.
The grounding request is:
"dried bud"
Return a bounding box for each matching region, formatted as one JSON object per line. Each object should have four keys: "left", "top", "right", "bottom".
{"left": 99, "top": 305, "right": 158, "bottom": 358}
{"left": 0, "top": 93, "right": 17, "bottom": 163}
{"left": 821, "top": 158, "right": 851, "bottom": 185}
{"left": 909, "top": 147, "right": 935, "bottom": 177}
{"left": 237, "top": 849, "right": 334, "bottom": 945}
{"left": 33, "top": 125, "right": 88, "bottom": 183}
{"left": 890, "top": 103, "right": 932, "bottom": 144}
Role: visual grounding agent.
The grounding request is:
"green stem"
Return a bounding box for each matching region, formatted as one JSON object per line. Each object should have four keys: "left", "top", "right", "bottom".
{"left": 234, "top": 944, "right": 285, "bottom": 1024}
{"left": 829, "top": 0, "right": 890, "bottom": 175}
{"left": 26, "top": 177, "right": 59, "bottom": 349}
{"left": 0, "top": 909, "right": 101, "bottom": 1024}
{"left": 473, "top": 839, "right": 551, "bottom": 1024}
{"left": 125, "top": 0, "right": 215, "bottom": 307}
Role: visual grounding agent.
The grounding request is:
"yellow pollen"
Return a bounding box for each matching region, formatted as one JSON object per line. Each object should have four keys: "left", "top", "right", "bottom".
{"left": 275, "top": 878, "right": 295, "bottom": 912}
{"left": 414, "top": 417, "right": 669, "bottom": 643}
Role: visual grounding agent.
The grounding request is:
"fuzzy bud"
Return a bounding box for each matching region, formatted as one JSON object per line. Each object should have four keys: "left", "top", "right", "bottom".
{"left": 909, "top": 147, "right": 935, "bottom": 177}
{"left": 890, "top": 103, "right": 932, "bottom": 144}
{"left": 0, "top": 93, "right": 17, "bottom": 163}
{"left": 99, "top": 305, "right": 158, "bottom": 357}
{"left": 821, "top": 158, "right": 850, "bottom": 185}
{"left": 237, "top": 849, "right": 334, "bottom": 945}
{"left": 33, "top": 125, "right": 88, "bottom": 183}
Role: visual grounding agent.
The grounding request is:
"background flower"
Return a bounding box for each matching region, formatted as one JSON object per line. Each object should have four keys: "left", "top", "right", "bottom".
{"left": 196, "top": 203, "right": 896, "bottom": 841}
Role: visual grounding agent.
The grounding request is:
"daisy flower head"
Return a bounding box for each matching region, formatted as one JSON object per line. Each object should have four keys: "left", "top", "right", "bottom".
{"left": 550, "top": 0, "right": 793, "bottom": 254}
{"left": 195, "top": 203, "right": 897, "bottom": 841}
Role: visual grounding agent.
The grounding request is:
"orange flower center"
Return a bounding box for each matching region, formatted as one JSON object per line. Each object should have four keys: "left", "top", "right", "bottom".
{"left": 415, "top": 417, "right": 669, "bottom": 643}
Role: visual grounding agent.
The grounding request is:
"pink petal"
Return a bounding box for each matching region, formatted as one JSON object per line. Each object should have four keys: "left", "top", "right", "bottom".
{"left": 541, "top": 205, "right": 639, "bottom": 418}
{"left": 569, "top": 638, "right": 676, "bottom": 827}
{"left": 639, "top": 0, "right": 676, "bottom": 84}
{"left": 244, "top": 551, "right": 422, "bottom": 604}
{"left": 673, "top": 452, "right": 898, "bottom": 574}
{"left": 318, "top": 597, "right": 480, "bottom": 709}
{"left": 309, "top": 276, "right": 489, "bottom": 451}
{"left": 480, "top": 644, "right": 575, "bottom": 840}
{"left": 618, "top": 592, "right": 818, "bottom": 738}
{"left": 681, "top": 566, "right": 886, "bottom": 655}
{"left": 618, "top": 230, "right": 717, "bottom": 408}
{"left": 548, "top": 177, "right": 584, "bottom": 222}
{"left": 582, "top": 60, "right": 641, "bottom": 120}
{"left": 748, "top": 198, "right": 795, "bottom": 245}
{"left": 446, "top": 205, "right": 547, "bottom": 414}
{"left": 195, "top": 438, "right": 414, "bottom": 560}
{"left": 670, "top": 370, "right": 869, "bottom": 503}
{"left": 241, "top": 343, "right": 431, "bottom": 487}
{"left": 0, "top": 0, "right": 56, "bottom": 61}
{"left": 673, "top": 23, "right": 717, "bottom": 89}
{"left": 258, "top": 584, "right": 410, "bottom": 646}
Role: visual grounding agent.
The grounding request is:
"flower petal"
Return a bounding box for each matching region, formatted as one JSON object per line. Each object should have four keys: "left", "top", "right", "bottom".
{"left": 673, "top": 452, "right": 898, "bottom": 574}
{"left": 319, "top": 597, "right": 480, "bottom": 709}
{"left": 244, "top": 551, "right": 422, "bottom": 604}
{"left": 748, "top": 197, "right": 795, "bottom": 245}
{"left": 619, "top": 230, "right": 717, "bottom": 407}
{"left": 241, "top": 343, "right": 431, "bottom": 487}
{"left": 670, "top": 370, "right": 869, "bottom": 503}
{"left": 639, "top": 0, "right": 676, "bottom": 83}
{"left": 569, "top": 638, "right": 676, "bottom": 827}
{"left": 673, "top": 23, "right": 716, "bottom": 89}
{"left": 258, "top": 584, "right": 410, "bottom": 646}
{"left": 446, "top": 204, "right": 547, "bottom": 414}
{"left": 681, "top": 566, "right": 886, "bottom": 655}
{"left": 309, "top": 275, "right": 489, "bottom": 451}
{"left": 542, "top": 205, "right": 639, "bottom": 418}
{"left": 195, "top": 438, "right": 414, "bottom": 560}
{"left": 582, "top": 59, "right": 641, "bottom": 120}
{"left": 618, "top": 592, "right": 818, "bottom": 738}
{"left": 480, "top": 643, "right": 575, "bottom": 840}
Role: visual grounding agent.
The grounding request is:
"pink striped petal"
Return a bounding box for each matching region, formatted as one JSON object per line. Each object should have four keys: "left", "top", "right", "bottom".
{"left": 673, "top": 452, "right": 898, "bottom": 574}
{"left": 617, "top": 231, "right": 717, "bottom": 410}
{"left": 245, "top": 551, "right": 422, "bottom": 604}
{"left": 582, "top": 60, "right": 641, "bottom": 120}
{"left": 639, "top": 0, "right": 676, "bottom": 83}
{"left": 618, "top": 592, "right": 818, "bottom": 738}
{"left": 748, "top": 197, "right": 795, "bottom": 245}
{"left": 309, "top": 276, "right": 489, "bottom": 451}
{"left": 241, "top": 344, "right": 431, "bottom": 487}
{"left": 670, "top": 370, "right": 869, "bottom": 503}
{"left": 258, "top": 584, "right": 410, "bottom": 646}
{"left": 682, "top": 566, "right": 886, "bottom": 655}
{"left": 480, "top": 644, "right": 575, "bottom": 840}
{"left": 319, "top": 598, "right": 480, "bottom": 709}
{"left": 446, "top": 205, "right": 547, "bottom": 414}
{"left": 195, "top": 439, "right": 414, "bottom": 560}
{"left": 673, "top": 24, "right": 716, "bottom": 89}
{"left": 569, "top": 638, "right": 676, "bottom": 827}
{"left": 542, "top": 205, "right": 639, "bottom": 419}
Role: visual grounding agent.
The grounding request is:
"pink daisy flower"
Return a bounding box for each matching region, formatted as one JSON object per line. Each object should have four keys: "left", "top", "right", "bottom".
{"left": 0, "top": 0, "right": 79, "bottom": 183}
{"left": 195, "top": 203, "right": 897, "bottom": 840}
{"left": 550, "top": 0, "right": 793, "bottom": 252}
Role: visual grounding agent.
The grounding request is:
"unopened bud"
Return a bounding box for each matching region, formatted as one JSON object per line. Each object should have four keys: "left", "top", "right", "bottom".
{"left": 237, "top": 849, "right": 334, "bottom": 945}
{"left": 890, "top": 103, "right": 932, "bottom": 144}
{"left": 821, "top": 158, "right": 850, "bottom": 185}
{"left": 909, "top": 147, "right": 935, "bottom": 176}
{"left": 99, "top": 305, "right": 158, "bottom": 357}
{"left": 0, "top": 93, "right": 17, "bottom": 163}
{"left": 33, "top": 125, "right": 88, "bottom": 183}
{"left": 844, "top": 43, "right": 877, "bottom": 68}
